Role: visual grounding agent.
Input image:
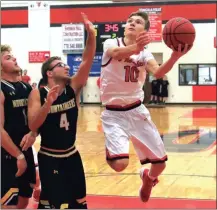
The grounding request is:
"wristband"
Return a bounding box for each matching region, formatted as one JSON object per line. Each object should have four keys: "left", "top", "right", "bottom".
{"left": 17, "top": 153, "right": 25, "bottom": 160}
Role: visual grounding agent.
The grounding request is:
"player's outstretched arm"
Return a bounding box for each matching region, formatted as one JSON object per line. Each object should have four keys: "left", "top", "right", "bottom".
{"left": 70, "top": 13, "right": 96, "bottom": 94}
{"left": 28, "top": 86, "right": 59, "bottom": 132}
{"left": 146, "top": 44, "right": 189, "bottom": 78}
{"left": 106, "top": 31, "right": 150, "bottom": 60}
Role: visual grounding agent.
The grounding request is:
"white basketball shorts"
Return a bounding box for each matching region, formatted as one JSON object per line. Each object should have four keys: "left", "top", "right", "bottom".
{"left": 101, "top": 102, "right": 168, "bottom": 164}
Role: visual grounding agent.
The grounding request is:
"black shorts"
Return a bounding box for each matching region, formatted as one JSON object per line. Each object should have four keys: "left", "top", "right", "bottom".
{"left": 160, "top": 90, "right": 168, "bottom": 97}
{"left": 1, "top": 147, "right": 36, "bottom": 206}
{"left": 151, "top": 87, "right": 159, "bottom": 96}
{"left": 38, "top": 148, "right": 86, "bottom": 209}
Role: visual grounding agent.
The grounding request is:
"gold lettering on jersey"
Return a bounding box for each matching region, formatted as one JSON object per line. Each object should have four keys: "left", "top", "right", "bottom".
{"left": 49, "top": 99, "right": 75, "bottom": 114}
{"left": 12, "top": 99, "right": 28, "bottom": 108}
{"left": 119, "top": 58, "right": 144, "bottom": 67}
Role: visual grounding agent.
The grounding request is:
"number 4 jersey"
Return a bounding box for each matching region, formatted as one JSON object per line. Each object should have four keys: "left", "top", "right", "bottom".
{"left": 38, "top": 85, "right": 78, "bottom": 150}
{"left": 1, "top": 80, "right": 32, "bottom": 147}
{"left": 100, "top": 37, "right": 154, "bottom": 106}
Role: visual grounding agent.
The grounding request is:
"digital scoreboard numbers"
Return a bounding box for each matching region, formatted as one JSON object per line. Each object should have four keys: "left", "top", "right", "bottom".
{"left": 94, "top": 23, "right": 125, "bottom": 53}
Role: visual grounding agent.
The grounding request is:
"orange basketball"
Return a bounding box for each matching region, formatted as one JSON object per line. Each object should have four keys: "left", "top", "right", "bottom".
{"left": 163, "top": 17, "right": 196, "bottom": 51}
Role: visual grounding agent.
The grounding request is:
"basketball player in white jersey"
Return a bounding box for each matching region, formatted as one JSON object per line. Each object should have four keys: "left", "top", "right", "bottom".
{"left": 100, "top": 11, "right": 189, "bottom": 202}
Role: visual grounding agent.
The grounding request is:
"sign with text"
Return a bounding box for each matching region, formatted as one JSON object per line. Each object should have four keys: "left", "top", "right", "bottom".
{"left": 67, "top": 54, "right": 102, "bottom": 77}
{"left": 28, "top": 51, "right": 50, "bottom": 63}
{"left": 62, "top": 24, "right": 85, "bottom": 54}
{"left": 139, "top": 7, "right": 162, "bottom": 42}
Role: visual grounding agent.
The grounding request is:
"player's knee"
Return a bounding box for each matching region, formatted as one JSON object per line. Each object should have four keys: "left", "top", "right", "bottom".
{"left": 153, "top": 162, "right": 166, "bottom": 170}
{"left": 107, "top": 159, "right": 129, "bottom": 172}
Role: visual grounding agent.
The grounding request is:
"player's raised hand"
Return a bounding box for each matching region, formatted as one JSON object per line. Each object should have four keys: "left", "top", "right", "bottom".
{"left": 136, "top": 31, "right": 151, "bottom": 51}
{"left": 46, "top": 85, "right": 60, "bottom": 106}
{"left": 81, "top": 12, "right": 95, "bottom": 37}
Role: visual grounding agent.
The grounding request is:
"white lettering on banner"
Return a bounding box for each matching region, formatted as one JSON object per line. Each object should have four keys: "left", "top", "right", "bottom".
{"left": 139, "top": 7, "right": 162, "bottom": 42}
{"left": 62, "top": 24, "right": 85, "bottom": 53}
{"left": 139, "top": 8, "right": 162, "bottom": 13}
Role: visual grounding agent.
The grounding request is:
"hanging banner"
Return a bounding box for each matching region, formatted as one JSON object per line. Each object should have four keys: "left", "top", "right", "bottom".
{"left": 28, "top": 51, "right": 50, "bottom": 63}
{"left": 139, "top": 8, "right": 162, "bottom": 42}
{"left": 67, "top": 54, "right": 102, "bottom": 77}
{"left": 62, "top": 24, "right": 85, "bottom": 54}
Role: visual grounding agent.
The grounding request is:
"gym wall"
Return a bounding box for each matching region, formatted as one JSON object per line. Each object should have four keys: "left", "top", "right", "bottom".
{"left": 1, "top": 1, "right": 216, "bottom": 103}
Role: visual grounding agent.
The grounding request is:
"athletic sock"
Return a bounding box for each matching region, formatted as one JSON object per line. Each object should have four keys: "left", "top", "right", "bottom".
{"left": 148, "top": 171, "right": 157, "bottom": 181}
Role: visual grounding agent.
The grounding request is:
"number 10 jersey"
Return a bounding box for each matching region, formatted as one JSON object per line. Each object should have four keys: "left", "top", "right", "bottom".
{"left": 38, "top": 85, "right": 78, "bottom": 150}
{"left": 100, "top": 37, "right": 154, "bottom": 106}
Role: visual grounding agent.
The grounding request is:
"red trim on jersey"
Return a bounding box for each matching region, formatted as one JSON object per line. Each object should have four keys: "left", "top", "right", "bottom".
{"left": 140, "top": 155, "right": 168, "bottom": 164}
{"left": 122, "top": 37, "right": 126, "bottom": 46}
{"left": 106, "top": 148, "right": 129, "bottom": 160}
{"left": 117, "top": 38, "right": 120, "bottom": 47}
{"left": 101, "top": 57, "right": 112, "bottom": 67}
{"left": 106, "top": 100, "right": 141, "bottom": 111}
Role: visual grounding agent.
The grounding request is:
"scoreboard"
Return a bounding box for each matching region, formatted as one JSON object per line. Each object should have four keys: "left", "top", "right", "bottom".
{"left": 85, "top": 22, "right": 125, "bottom": 53}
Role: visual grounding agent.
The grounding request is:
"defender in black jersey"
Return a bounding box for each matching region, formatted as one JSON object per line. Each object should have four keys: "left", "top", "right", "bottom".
{"left": 28, "top": 13, "right": 96, "bottom": 209}
{"left": 1, "top": 45, "right": 37, "bottom": 208}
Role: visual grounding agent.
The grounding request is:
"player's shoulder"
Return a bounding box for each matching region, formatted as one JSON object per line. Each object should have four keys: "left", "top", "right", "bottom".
{"left": 141, "top": 47, "right": 155, "bottom": 60}
{"left": 19, "top": 81, "right": 32, "bottom": 90}
{"left": 103, "top": 37, "right": 119, "bottom": 45}
{"left": 29, "top": 87, "right": 42, "bottom": 100}
{"left": 142, "top": 47, "right": 153, "bottom": 55}
{"left": 1, "top": 79, "right": 15, "bottom": 93}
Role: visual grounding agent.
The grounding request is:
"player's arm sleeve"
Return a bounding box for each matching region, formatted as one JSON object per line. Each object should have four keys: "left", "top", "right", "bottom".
{"left": 143, "top": 50, "right": 155, "bottom": 64}
{"left": 103, "top": 38, "right": 118, "bottom": 54}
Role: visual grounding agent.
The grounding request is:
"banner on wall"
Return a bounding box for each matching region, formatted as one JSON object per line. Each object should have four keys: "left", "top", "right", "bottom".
{"left": 62, "top": 24, "right": 85, "bottom": 54}
{"left": 67, "top": 54, "right": 102, "bottom": 77}
{"left": 28, "top": 51, "right": 50, "bottom": 63}
{"left": 139, "top": 7, "right": 162, "bottom": 42}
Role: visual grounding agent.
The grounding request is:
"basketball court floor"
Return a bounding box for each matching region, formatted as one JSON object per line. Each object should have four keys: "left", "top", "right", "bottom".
{"left": 30, "top": 105, "right": 216, "bottom": 209}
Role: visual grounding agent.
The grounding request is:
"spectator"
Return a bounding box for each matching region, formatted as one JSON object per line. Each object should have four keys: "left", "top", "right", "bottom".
{"left": 22, "top": 69, "right": 31, "bottom": 84}
{"left": 32, "top": 82, "right": 37, "bottom": 89}
{"left": 159, "top": 75, "right": 169, "bottom": 104}
{"left": 148, "top": 77, "right": 160, "bottom": 104}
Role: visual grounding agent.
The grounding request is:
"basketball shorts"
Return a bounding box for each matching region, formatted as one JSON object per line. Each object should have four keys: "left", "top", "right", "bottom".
{"left": 101, "top": 101, "right": 168, "bottom": 164}
{"left": 151, "top": 87, "right": 159, "bottom": 96}
{"left": 1, "top": 147, "right": 36, "bottom": 206}
{"left": 37, "top": 147, "right": 86, "bottom": 209}
{"left": 160, "top": 90, "right": 168, "bottom": 98}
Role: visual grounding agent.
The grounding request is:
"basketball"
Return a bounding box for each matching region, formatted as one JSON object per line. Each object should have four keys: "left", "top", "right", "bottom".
{"left": 162, "top": 17, "right": 196, "bottom": 51}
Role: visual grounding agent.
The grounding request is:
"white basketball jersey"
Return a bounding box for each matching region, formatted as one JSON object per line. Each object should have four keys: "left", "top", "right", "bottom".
{"left": 100, "top": 37, "right": 154, "bottom": 106}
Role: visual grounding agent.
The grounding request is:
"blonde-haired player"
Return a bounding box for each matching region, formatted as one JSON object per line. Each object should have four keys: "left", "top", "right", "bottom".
{"left": 100, "top": 11, "right": 190, "bottom": 202}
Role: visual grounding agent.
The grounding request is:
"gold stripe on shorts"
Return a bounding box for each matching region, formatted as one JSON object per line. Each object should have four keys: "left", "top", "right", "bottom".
{"left": 39, "top": 145, "right": 77, "bottom": 158}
